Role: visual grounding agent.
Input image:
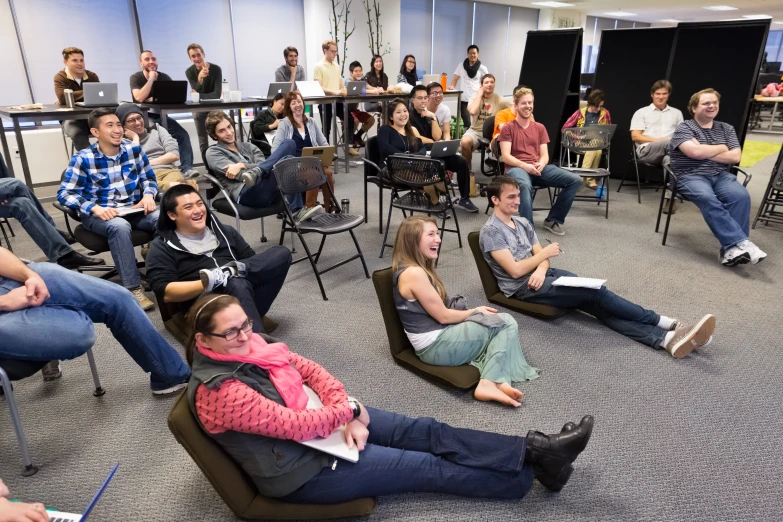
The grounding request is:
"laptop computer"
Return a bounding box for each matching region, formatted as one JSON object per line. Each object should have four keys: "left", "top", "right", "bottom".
{"left": 266, "top": 82, "right": 292, "bottom": 99}
{"left": 150, "top": 80, "right": 188, "bottom": 104}
{"left": 430, "top": 140, "right": 460, "bottom": 158}
{"left": 422, "top": 74, "right": 440, "bottom": 86}
{"left": 45, "top": 463, "right": 119, "bottom": 521}
{"left": 345, "top": 81, "right": 366, "bottom": 96}
{"left": 75, "top": 83, "right": 118, "bottom": 107}
{"left": 302, "top": 146, "right": 335, "bottom": 168}
{"left": 295, "top": 81, "right": 325, "bottom": 98}
{"left": 584, "top": 122, "right": 617, "bottom": 135}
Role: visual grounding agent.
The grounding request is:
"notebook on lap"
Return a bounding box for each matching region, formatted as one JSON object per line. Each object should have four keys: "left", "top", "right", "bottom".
{"left": 75, "top": 83, "right": 118, "bottom": 107}
{"left": 46, "top": 462, "right": 119, "bottom": 521}
{"left": 302, "top": 146, "right": 335, "bottom": 168}
{"left": 297, "top": 387, "right": 359, "bottom": 463}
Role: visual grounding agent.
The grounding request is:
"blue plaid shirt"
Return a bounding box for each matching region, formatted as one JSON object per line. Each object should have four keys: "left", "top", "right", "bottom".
{"left": 58, "top": 141, "right": 158, "bottom": 215}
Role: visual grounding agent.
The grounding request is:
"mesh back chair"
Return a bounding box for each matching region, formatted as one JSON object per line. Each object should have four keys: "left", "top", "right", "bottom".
{"left": 1, "top": 351, "right": 104, "bottom": 476}
{"left": 560, "top": 126, "right": 613, "bottom": 219}
{"left": 752, "top": 150, "right": 783, "bottom": 228}
{"left": 203, "top": 146, "right": 286, "bottom": 243}
{"left": 53, "top": 170, "right": 152, "bottom": 281}
{"left": 371, "top": 268, "right": 480, "bottom": 389}
{"left": 478, "top": 115, "right": 500, "bottom": 178}
{"left": 466, "top": 232, "right": 566, "bottom": 319}
{"left": 0, "top": 217, "right": 14, "bottom": 251}
{"left": 361, "top": 136, "right": 408, "bottom": 235}
{"left": 167, "top": 392, "right": 376, "bottom": 520}
{"left": 656, "top": 162, "right": 751, "bottom": 246}
{"left": 273, "top": 157, "right": 369, "bottom": 301}
{"left": 379, "top": 155, "right": 462, "bottom": 262}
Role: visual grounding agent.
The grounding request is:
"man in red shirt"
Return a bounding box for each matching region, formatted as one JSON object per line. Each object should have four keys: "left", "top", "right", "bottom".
{"left": 498, "top": 88, "right": 581, "bottom": 236}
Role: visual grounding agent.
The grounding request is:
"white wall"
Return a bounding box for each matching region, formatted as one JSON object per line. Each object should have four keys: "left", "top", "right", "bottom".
{"left": 0, "top": 0, "right": 31, "bottom": 106}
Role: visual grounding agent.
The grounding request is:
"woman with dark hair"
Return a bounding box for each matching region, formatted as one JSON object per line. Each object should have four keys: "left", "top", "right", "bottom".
{"left": 271, "top": 90, "right": 336, "bottom": 216}
{"left": 185, "top": 292, "right": 593, "bottom": 504}
{"left": 397, "top": 54, "right": 418, "bottom": 86}
{"left": 562, "top": 89, "right": 612, "bottom": 188}
{"left": 364, "top": 54, "right": 388, "bottom": 113}
{"left": 376, "top": 98, "right": 425, "bottom": 168}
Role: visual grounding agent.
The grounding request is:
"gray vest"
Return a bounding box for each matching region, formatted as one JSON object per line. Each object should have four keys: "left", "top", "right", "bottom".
{"left": 187, "top": 342, "right": 332, "bottom": 498}
{"left": 392, "top": 267, "right": 445, "bottom": 335}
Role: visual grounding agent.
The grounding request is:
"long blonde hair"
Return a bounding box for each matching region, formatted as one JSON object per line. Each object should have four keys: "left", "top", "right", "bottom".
{"left": 391, "top": 216, "right": 447, "bottom": 302}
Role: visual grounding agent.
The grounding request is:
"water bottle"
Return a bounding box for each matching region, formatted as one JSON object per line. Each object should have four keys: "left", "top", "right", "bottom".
{"left": 341, "top": 198, "right": 350, "bottom": 214}
{"left": 221, "top": 79, "right": 229, "bottom": 102}
{"left": 440, "top": 73, "right": 447, "bottom": 91}
{"left": 63, "top": 88, "right": 75, "bottom": 108}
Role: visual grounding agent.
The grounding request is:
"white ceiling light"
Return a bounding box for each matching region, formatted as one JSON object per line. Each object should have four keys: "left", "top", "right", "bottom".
{"left": 659, "top": 19, "right": 681, "bottom": 23}
{"left": 531, "top": 1, "right": 575, "bottom": 7}
{"left": 704, "top": 6, "right": 738, "bottom": 11}
{"left": 775, "top": 21, "right": 783, "bottom": 25}
{"left": 605, "top": 11, "right": 637, "bottom": 17}
{"left": 743, "top": 14, "right": 773, "bottom": 19}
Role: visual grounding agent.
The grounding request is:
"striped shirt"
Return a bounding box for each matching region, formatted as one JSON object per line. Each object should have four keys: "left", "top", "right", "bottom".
{"left": 669, "top": 120, "right": 740, "bottom": 178}
{"left": 58, "top": 141, "right": 157, "bottom": 215}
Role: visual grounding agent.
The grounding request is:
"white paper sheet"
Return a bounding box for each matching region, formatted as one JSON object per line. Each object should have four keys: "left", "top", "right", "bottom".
{"left": 551, "top": 276, "right": 606, "bottom": 289}
{"left": 297, "top": 386, "right": 359, "bottom": 463}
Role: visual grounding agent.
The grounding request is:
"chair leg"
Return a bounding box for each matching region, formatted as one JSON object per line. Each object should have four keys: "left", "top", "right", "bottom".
{"left": 4, "top": 218, "right": 14, "bottom": 237}
{"left": 363, "top": 177, "right": 369, "bottom": 224}
{"left": 0, "top": 367, "right": 39, "bottom": 476}
{"left": 451, "top": 205, "right": 463, "bottom": 247}
{"left": 0, "top": 221, "right": 11, "bottom": 252}
{"left": 634, "top": 159, "right": 642, "bottom": 204}
{"left": 349, "top": 229, "right": 371, "bottom": 278}
{"left": 298, "top": 232, "right": 328, "bottom": 300}
{"left": 604, "top": 177, "right": 609, "bottom": 219}
{"left": 86, "top": 349, "right": 106, "bottom": 397}
{"left": 662, "top": 184, "right": 677, "bottom": 246}
{"left": 379, "top": 194, "right": 396, "bottom": 258}
{"left": 260, "top": 217, "right": 267, "bottom": 243}
{"left": 378, "top": 183, "right": 384, "bottom": 234}
{"left": 655, "top": 179, "right": 667, "bottom": 233}
{"left": 313, "top": 234, "right": 327, "bottom": 264}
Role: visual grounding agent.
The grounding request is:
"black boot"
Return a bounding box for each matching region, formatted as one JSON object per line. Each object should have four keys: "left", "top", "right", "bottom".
{"left": 56, "top": 250, "right": 106, "bottom": 270}
{"left": 525, "top": 415, "right": 594, "bottom": 492}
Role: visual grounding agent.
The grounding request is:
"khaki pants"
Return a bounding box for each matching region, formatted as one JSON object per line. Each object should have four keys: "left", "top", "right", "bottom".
{"left": 305, "top": 166, "right": 336, "bottom": 212}
{"left": 154, "top": 168, "right": 197, "bottom": 191}
{"left": 581, "top": 150, "right": 602, "bottom": 169}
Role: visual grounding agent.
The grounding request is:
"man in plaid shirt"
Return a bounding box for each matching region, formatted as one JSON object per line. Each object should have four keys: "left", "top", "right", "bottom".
{"left": 58, "top": 107, "right": 158, "bottom": 310}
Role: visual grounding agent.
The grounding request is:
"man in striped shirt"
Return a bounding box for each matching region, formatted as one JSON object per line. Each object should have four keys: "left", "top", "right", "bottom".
{"left": 669, "top": 88, "right": 766, "bottom": 267}
{"left": 58, "top": 108, "right": 159, "bottom": 309}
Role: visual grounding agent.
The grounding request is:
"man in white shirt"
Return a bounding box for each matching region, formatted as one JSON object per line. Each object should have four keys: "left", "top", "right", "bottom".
{"left": 426, "top": 82, "right": 451, "bottom": 139}
{"left": 449, "top": 45, "right": 488, "bottom": 130}
{"left": 630, "top": 80, "right": 684, "bottom": 166}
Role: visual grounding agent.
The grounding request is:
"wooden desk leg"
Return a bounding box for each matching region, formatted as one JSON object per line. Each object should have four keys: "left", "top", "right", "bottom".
{"left": 12, "top": 118, "right": 34, "bottom": 191}
{"left": 0, "top": 118, "right": 15, "bottom": 177}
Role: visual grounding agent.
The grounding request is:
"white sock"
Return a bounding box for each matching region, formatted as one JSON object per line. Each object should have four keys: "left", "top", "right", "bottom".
{"left": 657, "top": 316, "right": 675, "bottom": 330}
{"left": 662, "top": 331, "right": 675, "bottom": 348}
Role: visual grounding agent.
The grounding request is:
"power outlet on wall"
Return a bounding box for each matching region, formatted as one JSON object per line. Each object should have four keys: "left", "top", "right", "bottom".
{"left": 13, "top": 148, "right": 20, "bottom": 157}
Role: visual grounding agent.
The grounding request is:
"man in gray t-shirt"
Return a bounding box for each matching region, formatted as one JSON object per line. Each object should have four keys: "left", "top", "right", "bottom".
{"left": 479, "top": 213, "right": 538, "bottom": 297}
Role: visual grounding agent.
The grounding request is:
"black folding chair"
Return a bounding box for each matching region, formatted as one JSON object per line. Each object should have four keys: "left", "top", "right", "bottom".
{"left": 617, "top": 145, "right": 665, "bottom": 204}
{"left": 379, "top": 154, "right": 462, "bottom": 264}
{"left": 753, "top": 149, "right": 783, "bottom": 229}
{"left": 361, "top": 136, "right": 410, "bottom": 235}
{"left": 0, "top": 217, "right": 14, "bottom": 251}
{"left": 273, "top": 157, "right": 369, "bottom": 301}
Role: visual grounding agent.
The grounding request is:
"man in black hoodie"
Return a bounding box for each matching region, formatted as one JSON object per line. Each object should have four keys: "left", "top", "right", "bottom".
{"left": 145, "top": 184, "right": 291, "bottom": 333}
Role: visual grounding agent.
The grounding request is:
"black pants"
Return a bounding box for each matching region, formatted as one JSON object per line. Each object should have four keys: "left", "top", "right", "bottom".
{"left": 439, "top": 154, "right": 471, "bottom": 199}
{"left": 320, "top": 104, "right": 353, "bottom": 144}
{"left": 459, "top": 101, "right": 471, "bottom": 130}
{"left": 213, "top": 248, "right": 292, "bottom": 333}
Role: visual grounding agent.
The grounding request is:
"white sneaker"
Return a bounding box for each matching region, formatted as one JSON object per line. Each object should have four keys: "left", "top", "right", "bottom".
{"left": 199, "top": 267, "right": 234, "bottom": 291}
{"left": 294, "top": 205, "right": 325, "bottom": 223}
{"left": 737, "top": 240, "right": 767, "bottom": 265}
{"left": 721, "top": 245, "right": 750, "bottom": 267}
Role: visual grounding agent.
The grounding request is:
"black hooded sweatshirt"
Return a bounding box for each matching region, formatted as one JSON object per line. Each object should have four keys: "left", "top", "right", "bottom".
{"left": 146, "top": 205, "right": 255, "bottom": 311}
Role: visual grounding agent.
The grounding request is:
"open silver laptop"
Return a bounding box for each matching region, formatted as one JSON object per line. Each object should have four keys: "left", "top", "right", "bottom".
{"left": 267, "top": 82, "right": 292, "bottom": 99}
{"left": 430, "top": 140, "right": 460, "bottom": 158}
{"left": 75, "top": 83, "right": 119, "bottom": 107}
{"left": 296, "top": 81, "right": 325, "bottom": 98}
{"left": 345, "top": 81, "right": 366, "bottom": 96}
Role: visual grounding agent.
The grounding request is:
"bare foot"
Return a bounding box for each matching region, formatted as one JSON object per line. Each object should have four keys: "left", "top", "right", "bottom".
{"left": 474, "top": 379, "right": 521, "bottom": 407}
{"left": 498, "top": 382, "right": 524, "bottom": 401}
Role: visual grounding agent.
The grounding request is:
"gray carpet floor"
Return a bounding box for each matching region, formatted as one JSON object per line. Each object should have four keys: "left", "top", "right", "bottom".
{"left": 1, "top": 134, "right": 782, "bottom": 521}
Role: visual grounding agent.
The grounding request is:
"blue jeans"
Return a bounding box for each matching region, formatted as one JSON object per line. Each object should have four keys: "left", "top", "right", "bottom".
{"left": 212, "top": 248, "right": 292, "bottom": 334}
{"left": 0, "top": 263, "right": 190, "bottom": 391}
{"left": 81, "top": 209, "right": 159, "bottom": 289}
{"left": 281, "top": 407, "right": 533, "bottom": 504}
{"left": 506, "top": 164, "right": 581, "bottom": 225}
{"left": 148, "top": 114, "right": 193, "bottom": 171}
{"left": 238, "top": 139, "right": 301, "bottom": 210}
{"left": 515, "top": 268, "right": 666, "bottom": 348}
{"left": 676, "top": 171, "right": 750, "bottom": 253}
{"left": 0, "top": 178, "right": 71, "bottom": 261}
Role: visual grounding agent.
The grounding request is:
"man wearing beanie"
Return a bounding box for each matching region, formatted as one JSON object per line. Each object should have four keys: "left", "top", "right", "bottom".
{"left": 117, "top": 103, "right": 197, "bottom": 191}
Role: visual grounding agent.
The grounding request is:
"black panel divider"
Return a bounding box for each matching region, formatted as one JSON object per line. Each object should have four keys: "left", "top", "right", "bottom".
{"left": 518, "top": 28, "right": 583, "bottom": 158}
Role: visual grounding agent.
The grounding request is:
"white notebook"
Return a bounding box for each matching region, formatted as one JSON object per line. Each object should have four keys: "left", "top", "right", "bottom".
{"left": 298, "top": 386, "right": 360, "bottom": 463}
{"left": 552, "top": 276, "right": 606, "bottom": 289}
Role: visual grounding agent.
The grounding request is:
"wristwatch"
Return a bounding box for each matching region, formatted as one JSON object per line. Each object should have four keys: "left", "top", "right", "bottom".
{"left": 348, "top": 397, "right": 361, "bottom": 420}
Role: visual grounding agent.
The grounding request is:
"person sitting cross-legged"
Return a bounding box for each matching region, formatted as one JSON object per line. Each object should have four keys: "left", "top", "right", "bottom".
{"left": 0, "top": 246, "right": 190, "bottom": 394}
{"left": 57, "top": 107, "right": 159, "bottom": 310}
{"left": 0, "top": 177, "right": 103, "bottom": 269}
{"left": 479, "top": 175, "right": 717, "bottom": 359}
{"left": 187, "top": 293, "right": 594, "bottom": 502}
{"left": 145, "top": 184, "right": 291, "bottom": 334}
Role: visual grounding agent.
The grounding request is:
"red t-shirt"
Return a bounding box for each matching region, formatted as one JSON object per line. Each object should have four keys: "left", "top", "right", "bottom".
{"left": 498, "top": 119, "right": 550, "bottom": 169}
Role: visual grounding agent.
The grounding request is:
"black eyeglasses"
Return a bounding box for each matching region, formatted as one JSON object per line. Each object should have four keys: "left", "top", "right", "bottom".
{"left": 209, "top": 319, "right": 253, "bottom": 341}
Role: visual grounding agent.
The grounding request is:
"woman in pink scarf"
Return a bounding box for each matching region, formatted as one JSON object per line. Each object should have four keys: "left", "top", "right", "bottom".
{"left": 187, "top": 293, "right": 594, "bottom": 504}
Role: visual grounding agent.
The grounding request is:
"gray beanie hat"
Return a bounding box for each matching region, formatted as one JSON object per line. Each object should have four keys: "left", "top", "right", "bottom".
{"left": 115, "top": 103, "right": 144, "bottom": 125}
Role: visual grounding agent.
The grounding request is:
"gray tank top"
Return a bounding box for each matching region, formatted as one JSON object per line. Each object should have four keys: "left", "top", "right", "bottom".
{"left": 392, "top": 267, "right": 444, "bottom": 336}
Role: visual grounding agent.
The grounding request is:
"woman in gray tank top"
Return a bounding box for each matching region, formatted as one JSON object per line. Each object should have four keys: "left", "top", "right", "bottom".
{"left": 392, "top": 216, "right": 538, "bottom": 407}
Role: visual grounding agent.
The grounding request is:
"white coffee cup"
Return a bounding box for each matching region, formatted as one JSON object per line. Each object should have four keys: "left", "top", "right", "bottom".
{"left": 191, "top": 92, "right": 200, "bottom": 103}
{"left": 229, "top": 90, "right": 241, "bottom": 102}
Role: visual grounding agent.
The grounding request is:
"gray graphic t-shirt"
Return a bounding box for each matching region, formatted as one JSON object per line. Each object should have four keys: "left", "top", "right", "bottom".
{"left": 479, "top": 214, "right": 539, "bottom": 297}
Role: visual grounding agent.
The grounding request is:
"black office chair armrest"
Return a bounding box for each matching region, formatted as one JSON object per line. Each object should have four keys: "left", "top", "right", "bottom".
{"left": 731, "top": 166, "right": 752, "bottom": 187}
{"left": 477, "top": 138, "right": 490, "bottom": 148}
{"left": 360, "top": 157, "right": 382, "bottom": 174}
{"left": 53, "top": 201, "right": 81, "bottom": 221}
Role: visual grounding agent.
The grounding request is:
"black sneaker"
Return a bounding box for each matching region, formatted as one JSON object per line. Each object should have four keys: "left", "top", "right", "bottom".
{"left": 455, "top": 198, "right": 479, "bottom": 213}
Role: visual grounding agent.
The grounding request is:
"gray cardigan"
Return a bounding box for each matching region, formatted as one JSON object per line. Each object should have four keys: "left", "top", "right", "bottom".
{"left": 271, "top": 117, "right": 328, "bottom": 154}
{"left": 205, "top": 141, "right": 265, "bottom": 202}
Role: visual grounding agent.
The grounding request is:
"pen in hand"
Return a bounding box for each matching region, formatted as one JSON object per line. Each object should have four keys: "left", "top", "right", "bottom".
{"left": 545, "top": 238, "right": 564, "bottom": 254}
